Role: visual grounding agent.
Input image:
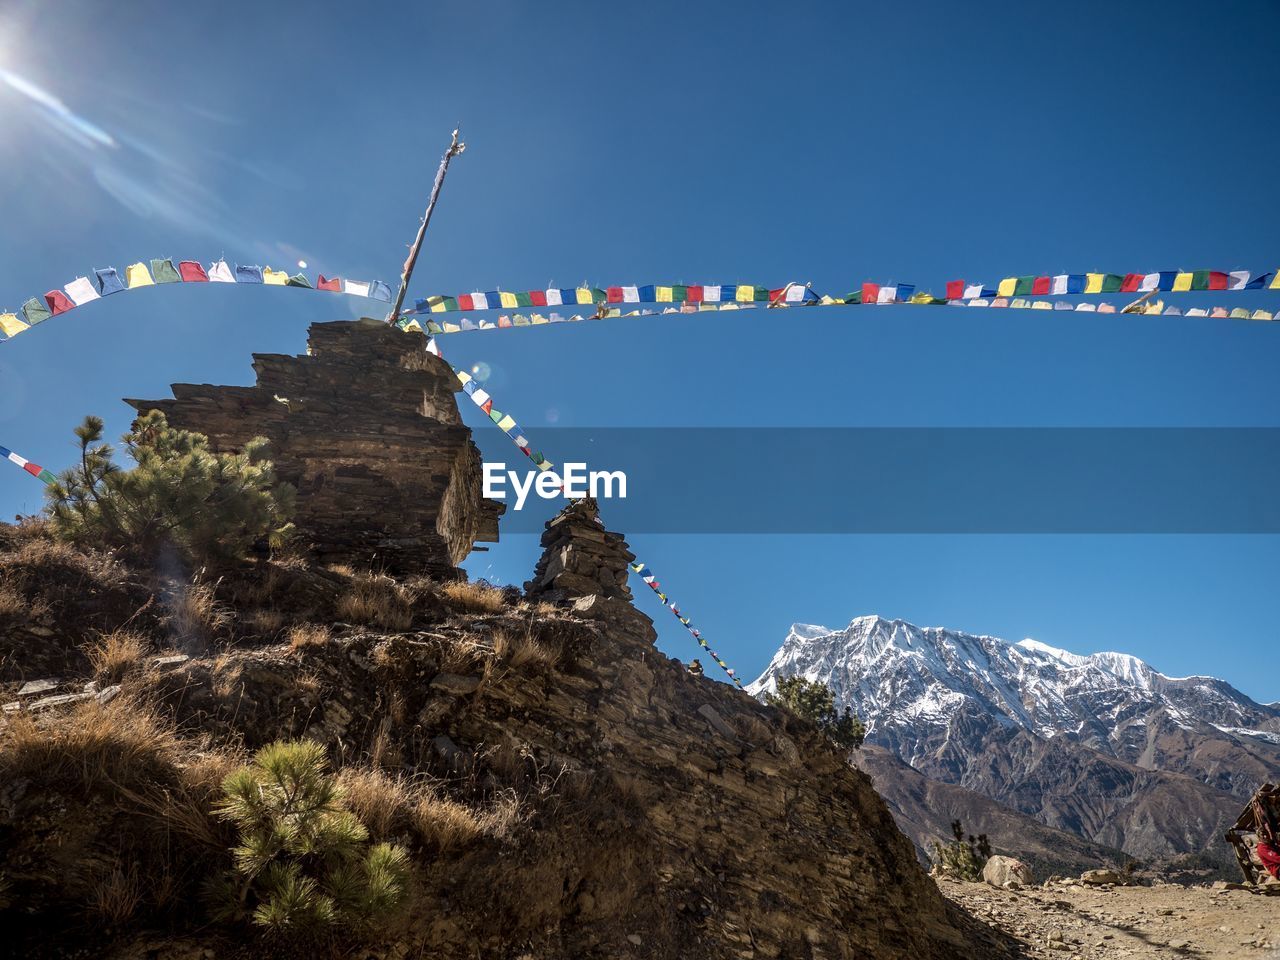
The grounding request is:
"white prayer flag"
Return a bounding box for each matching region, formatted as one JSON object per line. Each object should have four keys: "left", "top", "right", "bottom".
{"left": 963, "top": 284, "right": 984, "bottom": 300}
{"left": 1075, "top": 303, "right": 1096, "bottom": 312}
{"left": 702, "top": 285, "right": 721, "bottom": 302}
{"left": 470, "top": 292, "right": 488, "bottom": 310}
{"left": 6, "top": 450, "right": 28, "bottom": 468}
{"left": 784, "top": 284, "right": 806, "bottom": 303}
{"left": 1186, "top": 308, "right": 1207, "bottom": 316}
{"left": 208, "top": 260, "right": 235, "bottom": 283}
{"left": 622, "top": 285, "right": 639, "bottom": 303}
{"left": 545, "top": 289, "right": 562, "bottom": 306}
{"left": 876, "top": 286, "right": 896, "bottom": 304}
{"left": 343, "top": 280, "right": 371, "bottom": 298}
{"left": 1139, "top": 273, "right": 1160, "bottom": 292}
{"left": 1228, "top": 270, "right": 1250, "bottom": 290}
{"left": 1050, "top": 275, "right": 1069, "bottom": 295}
{"left": 64, "top": 277, "right": 101, "bottom": 306}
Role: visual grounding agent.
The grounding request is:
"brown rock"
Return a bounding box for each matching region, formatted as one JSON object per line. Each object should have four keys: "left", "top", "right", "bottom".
{"left": 128, "top": 320, "right": 501, "bottom": 577}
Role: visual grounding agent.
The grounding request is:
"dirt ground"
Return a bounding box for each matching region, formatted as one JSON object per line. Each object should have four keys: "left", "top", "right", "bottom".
{"left": 939, "top": 878, "right": 1279, "bottom": 959}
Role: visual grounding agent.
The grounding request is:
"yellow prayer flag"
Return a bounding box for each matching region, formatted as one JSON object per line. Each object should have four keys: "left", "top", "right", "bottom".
{"left": 575, "top": 287, "right": 593, "bottom": 305}
{"left": 1230, "top": 308, "right": 1250, "bottom": 319}
{"left": 442, "top": 322, "right": 461, "bottom": 333}
{"left": 125, "top": 262, "right": 155, "bottom": 288}
{"left": 1270, "top": 271, "right": 1280, "bottom": 290}
{"left": 1032, "top": 300, "right": 1052, "bottom": 310}
{"left": 0, "top": 313, "right": 30, "bottom": 337}
{"left": 910, "top": 292, "right": 933, "bottom": 303}
{"left": 401, "top": 319, "right": 423, "bottom": 333}
{"left": 1172, "top": 272, "right": 1193, "bottom": 292}
{"left": 454, "top": 369, "right": 472, "bottom": 384}
{"left": 531, "top": 314, "right": 549, "bottom": 324}
{"left": 496, "top": 415, "right": 516, "bottom": 431}
{"left": 499, "top": 292, "right": 518, "bottom": 308}
{"left": 1084, "top": 273, "right": 1104, "bottom": 294}
{"left": 429, "top": 297, "right": 447, "bottom": 313}
{"left": 1252, "top": 310, "right": 1273, "bottom": 320}
{"left": 735, "top": 284, "right": 754, "bottom": 302}
{"left": 536, "top": 459, "right": 555, "bottom": 472}
{"left": 263, "top": 268, "right": 289, "bottom": 285}
{"left": 656, "top": 286, "right": 673, "bottom": 302}
{"left": 997, "top": 277, "right": 1017, "bottom": 297}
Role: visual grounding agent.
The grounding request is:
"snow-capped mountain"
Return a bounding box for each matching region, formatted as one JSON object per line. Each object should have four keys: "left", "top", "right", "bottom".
{"left": 750, "top": 616, "right": 1280, "bottom": 858}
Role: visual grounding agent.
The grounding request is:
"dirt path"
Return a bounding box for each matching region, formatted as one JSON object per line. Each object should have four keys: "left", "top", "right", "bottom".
{"left": 939, "top": 879, "right": 1278, "bottom": 959}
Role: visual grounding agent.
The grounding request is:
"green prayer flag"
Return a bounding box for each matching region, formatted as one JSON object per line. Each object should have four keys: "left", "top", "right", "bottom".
{"left": 670, "top": 284, "right": 688, "bottom": 302}
{"left": 150, "top": 258, "right": 181, "bottom": 283}
{"left": 590, "top": 288, "right": 607, "bottom": 303}
{"left": 752, "top": 285, "right": 770, "bottom": 301}
{"left": 515, "top": 291, "right": 532, "bottom": 307}
{"left": 1013, "top": 276, "right": 1035, "bottom": 296}
{"left": 21, "top": 298, "right": 51, "bottom": 325}
{"left": 287, "top": 273, "right": 313, "bottom": 288}
{"left": 443, "top": 297, "right": 459, "bottom": 311}
{"left": 1101, "top": 274, "right": 1123, "bottom": 292}
{"left": 1191, "top": 270, "right": 1210, "bottom": 291}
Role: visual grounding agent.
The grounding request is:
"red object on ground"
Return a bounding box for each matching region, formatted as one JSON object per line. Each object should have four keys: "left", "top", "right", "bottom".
{"left": 1258, "top": 840, "right": 1280, "bottom": 879}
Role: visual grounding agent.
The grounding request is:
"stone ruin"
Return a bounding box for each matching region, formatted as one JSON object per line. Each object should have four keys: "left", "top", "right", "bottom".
{"left": 128, "top": 320, "right": 502, "bottom": 578}
{"left": 524, "top": 497, "right": 634, "bottom": 603}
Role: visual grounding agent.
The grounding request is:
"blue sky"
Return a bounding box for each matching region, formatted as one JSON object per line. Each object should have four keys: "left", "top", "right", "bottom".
{"left": 0, "top": 0, "right": 1277, "bottom": 702}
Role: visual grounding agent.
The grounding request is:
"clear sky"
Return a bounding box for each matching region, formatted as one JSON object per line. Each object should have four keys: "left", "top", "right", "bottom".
{"left": 0, "top": 0, "right": 1277, "bottom": 702}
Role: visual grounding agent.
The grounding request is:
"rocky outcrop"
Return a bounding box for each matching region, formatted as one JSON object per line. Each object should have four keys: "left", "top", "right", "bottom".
{"left": 524, "top": 497, "right": 633, "bottom": 602}
{"left": 127, "top": 320, "right": 502, "bottom": 578}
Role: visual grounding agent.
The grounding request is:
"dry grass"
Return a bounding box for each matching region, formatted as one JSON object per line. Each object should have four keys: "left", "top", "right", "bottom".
{"left": 439, "top": 635, "right": 487, "bottom": 675}
{"left": 166, "top": 581, "right": 232, "bottom": 642}
{"left": 335, "top": 572, "right": 419, "bottom": 630}
{"left": 0, "top": 583, "right": 29, "bottom": 618}
{"left": 246, "top": 608, "right": 285, "bottom": 637}
{"left": 440, "top": 580, "right": 506, "bottom": 615}
{"left": 287, "top": 622, "right": 331, "bottom": 651}
{"left": 0, "top": 696, "right": 179, "bottom": 792}
{"left": 89, "top": 864, "right": 144, "bottom": 925}
{"left": 493, "top": 627, "right": 561, "bottom": 671}
{"left": 338, "top": 765, "right": 509, "bottom": 853}
{"left": 86, "top": 629, "right": 149, "bottom": 684}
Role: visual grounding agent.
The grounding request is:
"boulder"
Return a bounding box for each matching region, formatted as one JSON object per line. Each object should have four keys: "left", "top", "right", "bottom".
{"left": 983, "top": 855, "right": 1035, "bottom": 888}
{"left": 1080, "top": 869, "right": 1123, "bottom": 886}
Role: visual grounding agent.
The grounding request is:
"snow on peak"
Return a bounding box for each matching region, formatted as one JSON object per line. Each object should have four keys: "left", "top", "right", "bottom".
{"left": 750, "top": 614, "right": 1278, "bottom": 753}
{"left": 787, "top": 623, "right": 834, "bottom": 641}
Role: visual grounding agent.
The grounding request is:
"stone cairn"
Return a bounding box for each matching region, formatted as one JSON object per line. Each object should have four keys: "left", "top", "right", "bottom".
{"left": 128, "top": 320, "right": 502, "bottom": 578}
{"left": 524, "top": 497, "right": 634, "bottom": 603}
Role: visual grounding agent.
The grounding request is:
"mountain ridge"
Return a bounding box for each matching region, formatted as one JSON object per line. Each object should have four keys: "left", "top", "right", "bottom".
{"left": 749, "top": 614, "right": 1280, "bottom": 860}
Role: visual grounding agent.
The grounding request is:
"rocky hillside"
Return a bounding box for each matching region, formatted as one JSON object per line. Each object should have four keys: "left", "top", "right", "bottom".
{"left": 855, "top": 745, "right": 1125, "bottom": 880}
{"left": 749, "top": 616, "right": 1277, "bottom": 861}
{"left": 0, "top": 322, "right": 1018, "bottom": 959}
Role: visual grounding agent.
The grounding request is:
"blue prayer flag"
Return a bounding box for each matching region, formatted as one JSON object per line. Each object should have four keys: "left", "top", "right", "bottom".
{"left": 235, "top": 264, "right": 264, "bottom": 284}
{"left": 95, "top": 267, "right": 125, "bottom": 296}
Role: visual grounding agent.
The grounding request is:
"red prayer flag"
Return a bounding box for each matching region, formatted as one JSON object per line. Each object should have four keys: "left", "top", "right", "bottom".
{"left": 945, "top": 280, "right": 964, "bottom": 300}
{"left": 529, "top": 290, "right": 547, "bottom": 307}
{"left": 317, "top": 275, "right": 341, "bottom": 292}
{"left": 178, "top": 260, "right": 209, "bottom": 282}
{"left": 606, "top": 286, "right": 623, "bottom": 303}
{"left": 768, "top": 287, "right": 785, "bottom": 303}
{"left": 1120, "top": 273, "right": 1142, "bottom": 293}
{"left": 457, "top": 294, "right": 474, "bottom": 311}
{"left": 44, "top": 290, "right": 75, "bottom": 315}
{"left": 497, "top": 316, "right": 512, "bottom": 328}
{"left": 1032, "top": 276, "right": 1050, "bottom": 295}
{"left": 861, "top": 282, "right": 879, "bottom": 304}
{"left": 23, "top": 462, "right": 42, "bottom": 478}
{"left": 686, "top": 285, "right": 703, "bottom": 303}
{"left": 1208, "top": 271, "right": 1228, "bottom": 290}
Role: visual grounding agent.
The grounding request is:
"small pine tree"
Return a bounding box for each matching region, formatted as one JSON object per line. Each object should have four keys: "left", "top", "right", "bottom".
{"left": 930, "top": 819, "right": 992, "bottom": 881}
{"left": 45, "top": 411, "right": 294, "bottom": 566}
{"left": 209, "top": 740, "right": 410, "bottom": 938}
{"left": 765, "top": 675, "right": 866, "bottom": 750}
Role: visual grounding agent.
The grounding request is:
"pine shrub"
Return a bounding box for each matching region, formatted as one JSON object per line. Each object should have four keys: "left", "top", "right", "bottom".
{"left": 45, "top": 412, "right": 294, "bottom": 567}
{"left": 765, "top": 675, "right": 866, "bottom": 750}
{"left": 930, "top": 820, "right": 992, "bottom": 881}
{"left": 209, "top": 740, "right": 410, "bottom": 938}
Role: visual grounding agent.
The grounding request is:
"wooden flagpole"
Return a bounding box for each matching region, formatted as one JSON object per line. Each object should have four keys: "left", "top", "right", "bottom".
{"left": 387, "top": 128, "right": 466, "bottom": 325}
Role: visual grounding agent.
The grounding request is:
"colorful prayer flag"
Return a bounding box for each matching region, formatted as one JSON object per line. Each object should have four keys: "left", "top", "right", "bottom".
{"left": 64, "top": 277, "right": 100, "bottom": 306}
{"left": 125, "top": 263, "right": 155, "bottom": 288}
{"left": 178, "top": 261, "right": 209, "bottom": 282}
{"left": 150, "top": 259, "right": 181, "bottom": 283}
